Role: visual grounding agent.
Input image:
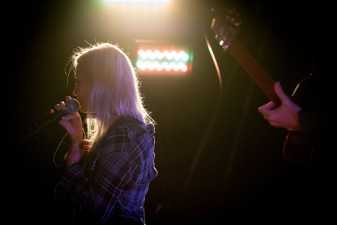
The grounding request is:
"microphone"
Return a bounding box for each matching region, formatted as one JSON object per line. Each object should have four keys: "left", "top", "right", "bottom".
{"left": 50, "top": 97, "right": 81, "bottom": 122}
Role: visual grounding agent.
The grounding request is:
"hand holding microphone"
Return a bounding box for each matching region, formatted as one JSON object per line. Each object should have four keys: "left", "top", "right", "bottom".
{"left": 50, "top": 96, "right": 84, "bottom": 143}
{"left": 49, "top": 96, "right": 81, "bottom": 120}
{"left": 50, "top": 96, "right": 87, "bottom": 166}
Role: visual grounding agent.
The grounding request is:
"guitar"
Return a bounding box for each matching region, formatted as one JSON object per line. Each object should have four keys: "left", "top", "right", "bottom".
{"left": 210, "top": 9, "right": 317, "bottom": 161}
{"left": 210, "top": 9, "right": 281, "bottom": 106}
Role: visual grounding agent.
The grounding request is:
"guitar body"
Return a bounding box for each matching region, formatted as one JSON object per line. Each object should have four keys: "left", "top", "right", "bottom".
{"left": 282, "top": 74, "right": 320, "bottom": 162}
{"left": 282, "top": 131, "right": 315, "bottom": 162}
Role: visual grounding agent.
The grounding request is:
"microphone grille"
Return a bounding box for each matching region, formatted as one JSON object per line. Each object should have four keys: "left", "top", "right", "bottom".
{"left": 65, "top": 97, "right": 81, "bottom": 113}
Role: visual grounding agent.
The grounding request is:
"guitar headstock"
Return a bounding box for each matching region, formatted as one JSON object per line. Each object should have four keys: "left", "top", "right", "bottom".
{"left": 210, "top": 8, "right": 242, "bottom": 50}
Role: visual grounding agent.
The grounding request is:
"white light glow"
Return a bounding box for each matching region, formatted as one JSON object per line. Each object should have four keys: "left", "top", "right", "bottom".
{"left": 104, "top": 0, "right": 170, "bottom": 6}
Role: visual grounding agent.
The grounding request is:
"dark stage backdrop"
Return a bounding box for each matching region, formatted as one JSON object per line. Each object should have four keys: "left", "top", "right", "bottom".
{"left": 8, "top": 0, "right": 329, "bottom": 224}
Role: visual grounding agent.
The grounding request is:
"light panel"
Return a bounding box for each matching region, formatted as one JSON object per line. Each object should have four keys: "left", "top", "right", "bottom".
{"left": 136, "top": 47, "right": 193, "bottom": 76}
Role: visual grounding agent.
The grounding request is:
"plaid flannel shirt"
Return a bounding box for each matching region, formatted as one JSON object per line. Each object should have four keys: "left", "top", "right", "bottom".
{"left": 54, "top": 116, "right": 158, "bottom": 224}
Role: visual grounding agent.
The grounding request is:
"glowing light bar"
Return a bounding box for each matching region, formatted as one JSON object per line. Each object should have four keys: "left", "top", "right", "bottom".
{"left": 104, "top": 0, "right": 170, "bottom": 6}
{"left": 138, "top": 50, "right": 189, "bottom": 62}
{"left": 136, "top": 48, "right": 193, "bottom": 75}
{"left": 137, "top": 61, "right": 188, "bottom": 72}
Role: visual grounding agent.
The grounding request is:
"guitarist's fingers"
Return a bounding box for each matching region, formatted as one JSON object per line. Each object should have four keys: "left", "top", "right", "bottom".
{"left": 258, "top": 101, "right": 276, "bottom": 120}
{"left": 268, "top": 120, "right": 282, "bottom": 128}
{"left": 258, "top": 101, "right": 275, "bottom": 113}
{"left": 274, "top": 82, "right": 290, "bottom": 103}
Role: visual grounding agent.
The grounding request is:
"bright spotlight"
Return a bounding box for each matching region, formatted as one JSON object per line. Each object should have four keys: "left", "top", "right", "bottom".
{"left": 103, "top": 0, "right": 171, "bottom": 6}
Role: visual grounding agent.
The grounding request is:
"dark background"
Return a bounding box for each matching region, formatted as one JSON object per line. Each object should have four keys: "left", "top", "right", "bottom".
{"left": 8, "top": 0, "right": 331, "bottom": 224}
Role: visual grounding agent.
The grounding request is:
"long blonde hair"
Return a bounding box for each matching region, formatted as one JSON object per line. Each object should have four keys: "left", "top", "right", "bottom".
{"left": 70, "top": 43, "right": 154, "bottom": 142}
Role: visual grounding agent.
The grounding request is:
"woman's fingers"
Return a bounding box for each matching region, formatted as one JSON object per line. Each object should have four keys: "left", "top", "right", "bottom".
{"left": 49, "top": 108, "right": 55, "bottom": 115}
{"left": 65, "top": 96, "right": 73, "bottom": 102}
{"left": 50, "top": 96, "right": 76, "bottom": 115}
{"left": 60, "top": 112, "right": 78, "bottom": 121}
{"left": 51, "top": 100, "right": 67, "bottom": 114}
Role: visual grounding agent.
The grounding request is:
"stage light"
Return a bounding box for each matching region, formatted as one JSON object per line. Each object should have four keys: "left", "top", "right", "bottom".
{"left": 103, "top": 0, "right": 171, "bottom": 6}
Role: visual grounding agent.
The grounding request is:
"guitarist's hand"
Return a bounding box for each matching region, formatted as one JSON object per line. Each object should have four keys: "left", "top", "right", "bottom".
{"left": 258, "top": 82, "right": 302, "bottom": 131}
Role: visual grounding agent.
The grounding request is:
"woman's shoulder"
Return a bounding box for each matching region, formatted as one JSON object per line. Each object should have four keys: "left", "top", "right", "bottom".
{"left": 94, "top": 117, "right": 155, "bottom": 153}
{"left": 108, "top": 116, "right": 155, "bottom": 139}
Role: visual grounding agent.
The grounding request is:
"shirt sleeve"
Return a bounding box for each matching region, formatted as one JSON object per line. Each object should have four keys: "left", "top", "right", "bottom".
{"left": 54, "top": 127, "right": 144, "bottom": 222}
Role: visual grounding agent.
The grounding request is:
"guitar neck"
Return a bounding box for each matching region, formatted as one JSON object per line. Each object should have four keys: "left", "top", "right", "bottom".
{"left": 228, "top": 40, "right": 281, "bottom": 106}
